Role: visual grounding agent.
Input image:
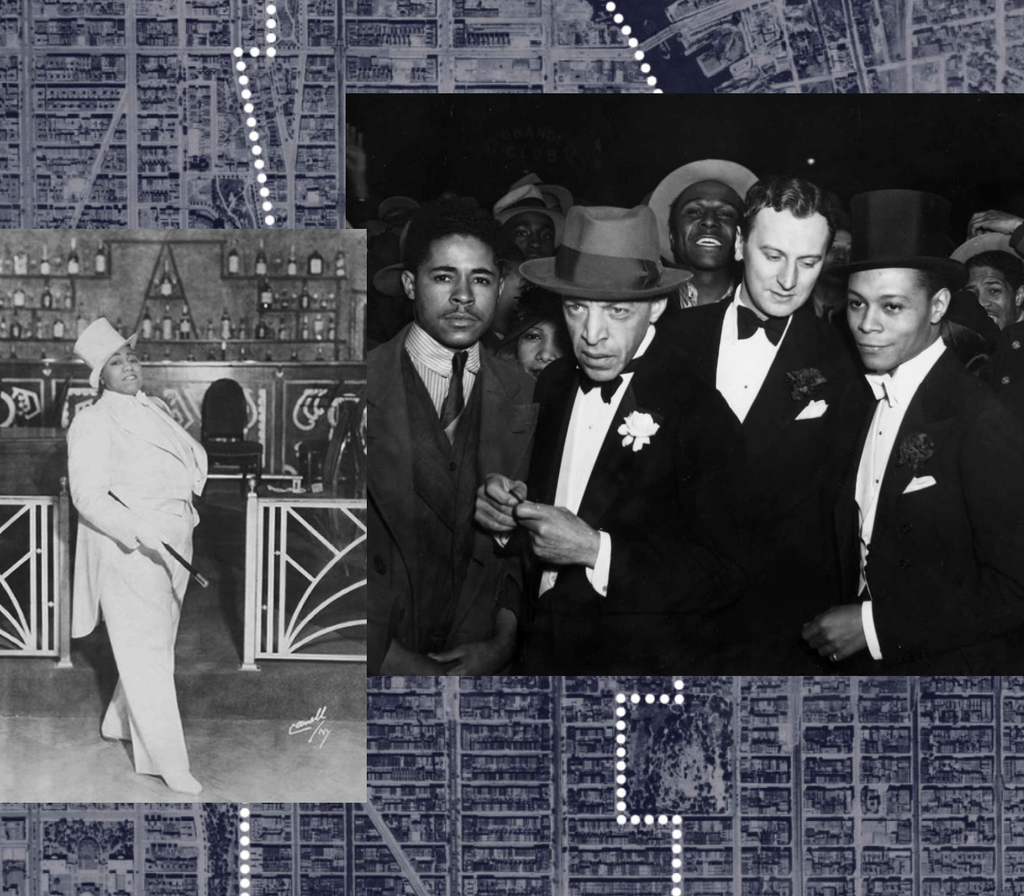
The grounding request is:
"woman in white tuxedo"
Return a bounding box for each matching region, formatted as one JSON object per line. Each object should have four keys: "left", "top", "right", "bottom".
{"left": 68, "top": 318, "right": 208, "bottom": 794}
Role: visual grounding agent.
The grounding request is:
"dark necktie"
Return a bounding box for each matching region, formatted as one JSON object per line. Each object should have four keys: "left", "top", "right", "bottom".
{"left": 439, "top": 350, "right": 468, "bottom": 430}
{"left": 578, "top": 357, "right": 641, "bottom": 403}
{"left": 737, "top": 305, "right": 787, "bottom": 346}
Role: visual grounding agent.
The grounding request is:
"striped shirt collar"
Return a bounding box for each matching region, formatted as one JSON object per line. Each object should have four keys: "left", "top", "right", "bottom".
{"left": 405, "top": 322, "right": 482, "bottom": 378}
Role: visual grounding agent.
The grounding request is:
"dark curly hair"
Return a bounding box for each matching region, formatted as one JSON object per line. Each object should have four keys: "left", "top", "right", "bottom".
{"left": 402, "top": 198, "right": 504, "bottom": 276}
{"left": 743, "top": 175, "right": 837, "bottom": 248}
{"left": 966, "top": 250, "right": 1024, "bottom": 293}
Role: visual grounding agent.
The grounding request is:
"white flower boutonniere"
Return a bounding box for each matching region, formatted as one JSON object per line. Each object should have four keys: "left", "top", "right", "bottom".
{"left": 618, "top": 410, "right": 660, "bottom": 453}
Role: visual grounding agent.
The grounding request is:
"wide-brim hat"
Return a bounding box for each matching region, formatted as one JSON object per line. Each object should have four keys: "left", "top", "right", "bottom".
{"left": 951, "top": 232, "right": 1021, "bottom": 264}
{"left": 946, "top": 286, "right": 1001, "bottom": 344}
{"left": 647, "top": 159, "right": 758, "bottom": 262}
{"left": 74, "top": 317, "right": 139, "bottom": 390}
{"left": 493, "top": 185, "right": 565, "bottom": 245}
{"left": 508, "top": 173, "right": 574, "bottom": 215}
{"left": 372, "top": 220, "right": 412, "bottom": 299}
{"left": 377, "top": 196, "right": 419, "bottom": 220}
{"left": 830, "top": 190, "right": 967, "bottom": 288}
{"left": 520, "top": 205, "right": 692, "bottom": 300}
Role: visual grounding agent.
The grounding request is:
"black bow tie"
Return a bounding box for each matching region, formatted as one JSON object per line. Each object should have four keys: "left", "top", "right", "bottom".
{"left": 737, "top": 305, "right": 787, "bottom": 346}
{"left": 578, "top": 357, "right": 642, "bottom": 403}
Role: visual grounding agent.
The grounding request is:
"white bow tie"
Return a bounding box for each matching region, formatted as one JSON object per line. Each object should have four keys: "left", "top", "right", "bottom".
{"left": 865, "top": 374, "right": 896, "bottom": 408}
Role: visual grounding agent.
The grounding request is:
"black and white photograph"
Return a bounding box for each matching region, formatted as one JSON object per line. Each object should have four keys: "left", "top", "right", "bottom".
{"left": 354, "top": 95, "right": 1024, "bottom": 678}
{"left": 0, "top": 230, "right": 367, "bottom": 801}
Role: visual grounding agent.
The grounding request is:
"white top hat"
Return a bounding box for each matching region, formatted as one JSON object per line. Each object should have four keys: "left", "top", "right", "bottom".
{"left": 74, "top": 317, "right": 139, "bottom": 390}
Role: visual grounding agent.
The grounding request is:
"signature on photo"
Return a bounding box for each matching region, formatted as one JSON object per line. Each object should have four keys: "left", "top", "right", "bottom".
{"left": 288, "top": 706, "right": 331, "bottom": 748}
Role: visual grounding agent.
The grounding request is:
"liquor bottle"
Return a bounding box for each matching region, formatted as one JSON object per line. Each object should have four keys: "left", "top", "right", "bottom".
{"left": 258, "top": 277, "right": 274, "bottom": 313}
{"left": 227, "top": 241, "right": 240, "bottom": 275}
{"left": 39, "top": 245, "right": 50, "bottom": 276}
{"left": 220, "top": 340, "right": 227, "bottom": 361}
{"left": 206, "top": 347, "right": 216, "bottom": 361}
{"left": 315, "top": 344, "right": 324, "bottom": 361}
{"left": 255, "top": 315, "right": 268, "bottom": 340}
{"left": 64, "top": 288, "right": 73, "bottom": 310}
{"left": 307, "top": 248, "right": 323, "bottom": 276}
{"left": 0, "top": 315, "right": 7, "bottom": 338}
{"left": 319, "top": 295, "right": 328, "bottom": 311}
{"left": 163, "top": 347, "right": 171, "bottom": 361}
{"left": 289, "top": 349, "right": 299, "bottom": 362}
{"left": 220, "top": 308, "right": 231, "bottom": 340}
{"left": 12, "top": 287, "right": 24, "bottom": 308}
{"left": 254, "top": 239, "right": 267, "bottom": 276}
{"left": 13, "top": 247, "right": 27, "bottom": 276}
{"left": 300, "top": 315, "right": 310, "bottom": 341}
{"left": 161, "top": 303, "right": 173, "bottom": 341}
{"left": 35, "top": 313, "right": 47, "bottom": 340}
{"left": 76, "top": 311, "right": 86, "bottom": 338}
{"left": 286, "top": 245, "right": 297, "bottom": 277}
{"left": 237, "top": 316, "right": 248, "bottom": 341}
{"left": 53, "top": 317, "right": 65, "bottom": 340}
{"left": 239, "top": 345, "right": 248, "bottom": 361}
{"left": 299, "top": 283, "right": 311, "bottom": 310}
{"left": 313, "top": 313, "right": 324, "bottom": 341}
{"left": 41, "top": 283, "right": 52, "bottom": 309}
{"left": 179, "top": 306, "right": 192, "bottom": 340}
{"left": 141, "top": 307, "right": 153, "bottom": 340}
{"left": 326, "top": 314, "right": 336, "bottom": 342}
{"left": 10, "top": 313, "right": 21, "bottom": 340}
{"left": 159, "top": 261, "right": 173, "bottom": 297}
{"left": 67, "top": 237, "right": 80, "bottom": 275}
{"left": 334, "top": 248, "right": 346, "bottom": 278}
{"left": 206, "top": 318, "right": 215, "bottom": 341}
{"left": 94, "top": 241, "right": 108, "bottom": 274}
{"left": 277, "top": 317, "right": 288, "bottom": 341}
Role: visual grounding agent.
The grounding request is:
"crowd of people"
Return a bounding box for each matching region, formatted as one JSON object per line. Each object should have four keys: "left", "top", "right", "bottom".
{"left": 362, "top": 153, "right": 1024, "bottom": 677}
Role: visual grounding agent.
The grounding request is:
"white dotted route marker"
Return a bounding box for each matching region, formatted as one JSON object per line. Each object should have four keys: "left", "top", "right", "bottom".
{"left": 232, "top": 3, "right": 281, "bottom": 227}
{"left": 605, "top": 1, "right": 662, "bottom": 93}
{"left": 239, "top": 804, "right": 251, "bottom": 889}
{"left": 614, "top": 680, "right": 686, "bottom": 890}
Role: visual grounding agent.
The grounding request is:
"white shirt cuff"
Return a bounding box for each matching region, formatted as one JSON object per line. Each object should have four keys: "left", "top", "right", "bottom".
{"left": 494, "top": 533, "right": 510, "bottom": 548}
{"left": 861, "top": 600, "right": 883, "bottom": 660}
{"left": 584, "top": 531, "right": 612, "bottom": 597}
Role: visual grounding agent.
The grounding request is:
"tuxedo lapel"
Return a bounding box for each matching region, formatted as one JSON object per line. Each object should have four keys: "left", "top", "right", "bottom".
{"left": 574, "top": 383, "right": 640, "bottom": 527}
{"left": 835, "top": 395, "right": 876, "bottom": 594}
{"left": 530, "top": 361, "right": 577, "bottom": 504}
{"left": 741, "top": 305, "right": 821, "bottom": 458}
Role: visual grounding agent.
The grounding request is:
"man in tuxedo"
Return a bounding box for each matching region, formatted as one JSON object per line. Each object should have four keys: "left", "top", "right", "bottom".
{"left": 659, "top": 175, "right": 869, "bottom": 672}
{"left": 367, "top": 199, "right": 537, "bottom": 675}
{"left": 804, "top": 190, "right": 1024, "bottom": 673}
{"left": 475, "top": 205, "right": 749, "bottom": 674}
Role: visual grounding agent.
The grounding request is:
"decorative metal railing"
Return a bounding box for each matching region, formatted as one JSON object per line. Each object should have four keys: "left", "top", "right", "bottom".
{"left": 242, "top": 491, "right": 366, "bottom": 669}
{"left": 0, "top": 492, "right": 71, "bottom": 665}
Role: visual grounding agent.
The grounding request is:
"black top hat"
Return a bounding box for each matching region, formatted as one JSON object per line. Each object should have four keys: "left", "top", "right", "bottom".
{"left": 830, "top": 190, "right": 967, "bottom": 289}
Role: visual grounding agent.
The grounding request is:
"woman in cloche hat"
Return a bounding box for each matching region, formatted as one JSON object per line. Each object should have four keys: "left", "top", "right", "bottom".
{"left": 67, "top": 318, "right": 208, "bottom": 794}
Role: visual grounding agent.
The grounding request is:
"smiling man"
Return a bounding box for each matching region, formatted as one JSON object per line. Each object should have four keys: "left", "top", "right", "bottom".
{"left": 661, "top": 175, "right": 868, "bottom": 673}
{"left": 647, "top": 159, "right": 758, "bottom": 312}
{"left": 804, "top": 189, "right": 1024, "bottom": 674}
{"left": 366, "top": 199, "right": 537, "bottom": 675}
{"left": 475, "top": 205, "right": 749, "bottom": 674}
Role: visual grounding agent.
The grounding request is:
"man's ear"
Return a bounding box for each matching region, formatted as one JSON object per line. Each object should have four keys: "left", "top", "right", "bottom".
{"left": 401, "top": 269, "right": 416, "bottom": 302}
{"left": 1015, "top": 284, "right": 1024, "bottom": 311}
{"left": 733, "top": 230, "right": 745, "bottom": 264}
{"left": 648, "top": 296, "right": 669, "bottom": 326}
{"left": 930, "top": 287, "right": 951, "bottom": 325}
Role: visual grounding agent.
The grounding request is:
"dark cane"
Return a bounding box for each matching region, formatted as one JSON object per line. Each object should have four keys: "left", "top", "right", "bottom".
{"left": 108, "top": 490, "right": 209, "bottom": 589}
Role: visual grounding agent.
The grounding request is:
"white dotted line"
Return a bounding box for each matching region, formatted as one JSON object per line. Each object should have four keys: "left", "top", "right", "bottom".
{"left": 232, "top": 4, "right": 281, "bottom": 226}
{"left": 239, "top": 805, "right": 251, "bottom": 891}
{"left": 605, "top": 1, "right": 661, "bottom": 93}
{"left": 671, "top": 813, "right": 683, "bottom": 896}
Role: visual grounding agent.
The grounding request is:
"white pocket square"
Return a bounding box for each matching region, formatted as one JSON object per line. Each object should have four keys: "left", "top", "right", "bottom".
{"left": 903, "top": 475, "right": 936, "bottom": 494}
{"left": 795, "top": 399, "right": 828, "bottom": 420}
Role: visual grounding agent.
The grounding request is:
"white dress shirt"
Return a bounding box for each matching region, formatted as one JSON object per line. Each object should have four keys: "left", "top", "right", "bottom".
{"left": 715, "top": 285, "right": 792, "bottom": 422}
{"left": 537, "top": 324, "right": 657, "bottom": 598}
{"left": 404, "top": 322, "right": 481, "bottom": 416}
{"left": 856, "top": 336, "right": 946, "bottom": 659}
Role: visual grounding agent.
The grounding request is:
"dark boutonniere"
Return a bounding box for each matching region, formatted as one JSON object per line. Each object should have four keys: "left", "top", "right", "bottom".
{"left": 896, "top": 433, "right": 934, "bottom": 472}
{"left": 785, "top": 367, "right": 828, "bottom": 402}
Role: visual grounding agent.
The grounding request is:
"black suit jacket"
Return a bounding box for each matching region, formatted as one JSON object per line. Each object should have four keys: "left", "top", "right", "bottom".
{"left": 366, "top": 325, "right": 538, "bottom": 674}
{"left": 520, "top": 328, "right": 748, "bottom": 674}
{"left": 835, "top": 349, "right": 1024, "bottom": 673}
{"left": 659, "top": 300, "right": 871, "bottom": 671}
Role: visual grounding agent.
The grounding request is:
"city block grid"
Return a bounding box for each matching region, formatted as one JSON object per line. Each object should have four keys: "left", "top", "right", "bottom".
{"left": 342, "top": 0, "right": 1024, "bottom": 93}
{"left": 368, "top": 675, "right": 1024, "bottom": 896}
{"left": 0, "top": 0, "right": 343, "bottom": 230}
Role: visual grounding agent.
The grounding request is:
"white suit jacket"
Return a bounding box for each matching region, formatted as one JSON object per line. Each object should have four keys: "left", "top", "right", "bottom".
{"left": 67, "top": 390, "right": 209, "bottom": 637}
